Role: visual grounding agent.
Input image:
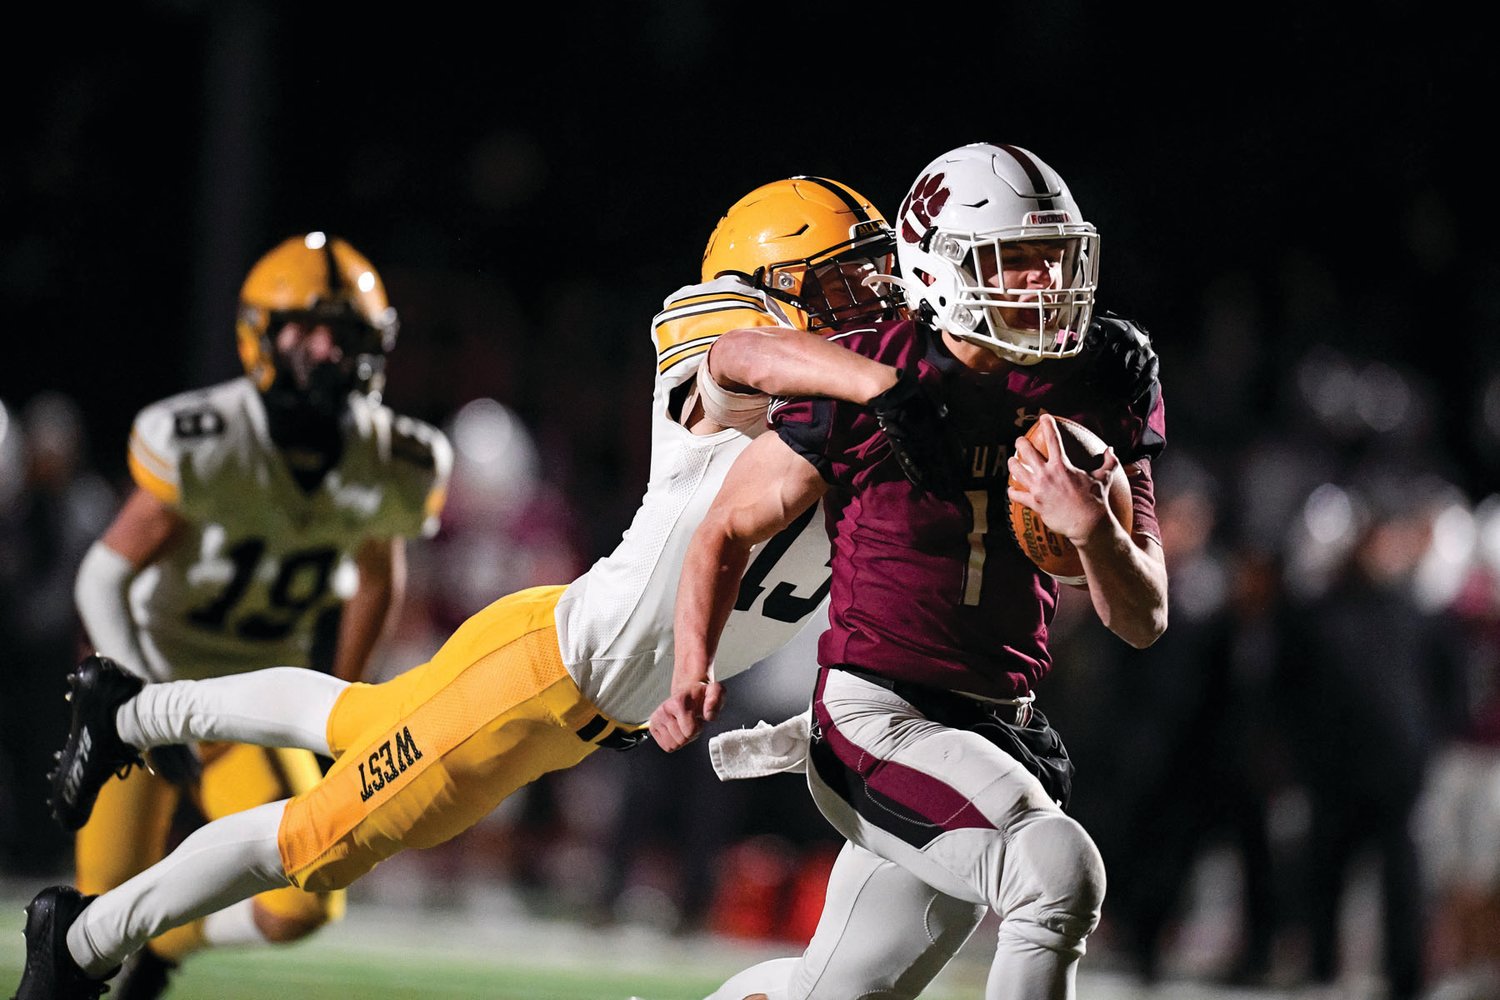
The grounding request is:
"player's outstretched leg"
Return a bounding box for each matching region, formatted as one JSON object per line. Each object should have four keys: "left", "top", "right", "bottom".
{"left": 48, "top": 655, "right": 145, "bottom": 832}
{"left": 48, "top": 654, "right": 350, "bottom": 834}
{"left": 11, "top": 885, "right": 120, "bottom": 1000}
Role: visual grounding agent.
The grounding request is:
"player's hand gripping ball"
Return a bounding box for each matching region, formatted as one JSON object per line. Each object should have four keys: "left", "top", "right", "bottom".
{"left": 1007, "top": 415, "right": 1132, "bottom": 586}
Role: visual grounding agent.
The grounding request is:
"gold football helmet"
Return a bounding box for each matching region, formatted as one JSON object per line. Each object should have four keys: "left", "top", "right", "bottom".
{"left": 235, "top": 232, "right": 399, "bottom": 398}
{"left": 701, "top": 176, "right": 899, "bottom": 331}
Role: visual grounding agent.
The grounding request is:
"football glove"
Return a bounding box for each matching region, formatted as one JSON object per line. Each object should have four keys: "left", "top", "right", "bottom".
{"left": 870, "top": 368, "right": 966, "bottom": 499}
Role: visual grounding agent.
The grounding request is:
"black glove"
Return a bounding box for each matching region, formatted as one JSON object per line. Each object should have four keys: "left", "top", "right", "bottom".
{"left": 145, "top": 743, "right": 204, "bottom": 788}
{"left": 869, "top": 368, "right": 966, "bottom": 498}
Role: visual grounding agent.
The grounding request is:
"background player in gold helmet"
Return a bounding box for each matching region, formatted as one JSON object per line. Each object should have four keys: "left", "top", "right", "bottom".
{"left": 12, "top": 181, "right": 963, "bottom": 1000}
{"left": 64, "top": 233, "right": 452, "bottom": 999}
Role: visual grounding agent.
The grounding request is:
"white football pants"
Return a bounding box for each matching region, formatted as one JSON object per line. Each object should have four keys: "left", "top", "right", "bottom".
{"left": 804, "top": 669, "right": 1105, "bottom": 1000}
{"left": 706, "top": 839, "right": 985, "bottom": 1000}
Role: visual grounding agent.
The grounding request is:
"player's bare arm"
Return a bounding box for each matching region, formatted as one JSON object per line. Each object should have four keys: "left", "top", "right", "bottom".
{"left": 699, "top": 327, "right": 964, "bottom": 495}
{"left": 651, "top": 431, "right": 828, "bottom": 752}
{"left": 709, "top": 326, "right": 899, "bottom": 401}
{"left": 98, "top": 486, "right": 186, "bottom": 567}
{"left": 684, "top": 327, "right": 900, "bottom": 436}
{"left": 331, "top": 536, "right": 406, "bottom": 682}
{"left": 1007, "top": 413, "right": 1168, "bottom": 648}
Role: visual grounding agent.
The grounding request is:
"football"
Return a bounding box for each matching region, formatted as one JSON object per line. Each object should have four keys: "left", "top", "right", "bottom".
{"left": 1007, "top": 415, "right": 1133, "bottom": 586}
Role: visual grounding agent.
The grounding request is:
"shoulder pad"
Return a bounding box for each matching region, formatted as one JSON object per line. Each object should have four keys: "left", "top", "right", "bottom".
{"left": 390, "top": 414, "right": 453, "bottom": 535}
{"left": 652, "top": 277, "right": 789, "bottom": 383}
{"left": 389, "top": 413, "right": 446, "bottom": 471}
{"left": 126, "top": 387, "right": 232, "bottom": 504}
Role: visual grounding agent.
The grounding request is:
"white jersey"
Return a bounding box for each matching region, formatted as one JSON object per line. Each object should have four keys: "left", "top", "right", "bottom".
{"left": 555, "top": 277, "right": 833, "bottom": 724}
{"left": 123, "top": 376, "right": 452, "bottom": 679}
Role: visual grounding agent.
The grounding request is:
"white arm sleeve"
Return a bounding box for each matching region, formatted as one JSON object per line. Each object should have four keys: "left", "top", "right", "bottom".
{"left": 74, "top": 541, "right": 165, "bottom": 682}
{"left": 696, "top": 357, "right": 771, "bottom": 438}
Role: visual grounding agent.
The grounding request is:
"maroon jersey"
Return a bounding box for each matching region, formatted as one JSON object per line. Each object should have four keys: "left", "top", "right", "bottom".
{"left": 770, "top": 312, "right": 1166, "bottom": 699}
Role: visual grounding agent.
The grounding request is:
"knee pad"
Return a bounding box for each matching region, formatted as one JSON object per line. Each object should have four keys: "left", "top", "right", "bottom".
{"left": 1004, "top": 813, "right": 1106, "bottom": 944}
{"left": 252, "top": 886, "right": 346, "bottom": 941}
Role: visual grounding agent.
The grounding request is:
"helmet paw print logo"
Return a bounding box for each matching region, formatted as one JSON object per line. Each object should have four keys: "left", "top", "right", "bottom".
{"left": 899, "top": 172, "right": 949, "bottom": 244}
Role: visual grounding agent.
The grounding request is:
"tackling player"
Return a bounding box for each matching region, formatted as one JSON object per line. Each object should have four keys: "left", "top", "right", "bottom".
{"left": 10, "top": 177, "right": 958, "bottom": 1000}
{"left": 653, "top": 142, "right": 1169, "bottom": 1000}
{"left": 63, "top": 233, "right": 452, "bottom": 999}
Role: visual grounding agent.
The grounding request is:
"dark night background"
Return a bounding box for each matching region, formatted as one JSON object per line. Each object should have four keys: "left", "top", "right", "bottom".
{"left": 6, "top": 2, "right": 1496, "bottom": 544}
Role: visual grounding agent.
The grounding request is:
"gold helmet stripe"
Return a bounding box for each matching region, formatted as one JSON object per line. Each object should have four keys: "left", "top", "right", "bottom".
{"left": 321, "top": 240, "right": 346, "bottom": 299}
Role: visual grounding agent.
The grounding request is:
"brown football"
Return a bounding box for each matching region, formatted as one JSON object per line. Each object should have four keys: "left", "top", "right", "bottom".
{"left": 1007, "top": 415, "right": 1133, "bottom": 586}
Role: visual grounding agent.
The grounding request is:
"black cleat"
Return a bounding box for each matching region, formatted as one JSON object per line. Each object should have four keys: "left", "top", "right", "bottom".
{"left": 110, "top": 947, "right": 176, "bottom": 1000}
{"left": 47, "top": 655, "right": 145, "bottom": 832}
{"left": 12, "top": 885, "right": 120, "bottom": 1000}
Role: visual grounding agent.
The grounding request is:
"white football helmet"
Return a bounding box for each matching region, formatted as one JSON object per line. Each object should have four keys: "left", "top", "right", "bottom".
{"left": 894, "top": 142, "right": 1099, "bottom": 364}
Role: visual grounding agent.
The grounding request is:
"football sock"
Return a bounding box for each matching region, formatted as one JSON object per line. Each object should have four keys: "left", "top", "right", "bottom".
{"left": 116, "top": 668, "right": 347, "bottom": 755}
{"left": 67, "top": 801, "right": 291, "bottom": 975}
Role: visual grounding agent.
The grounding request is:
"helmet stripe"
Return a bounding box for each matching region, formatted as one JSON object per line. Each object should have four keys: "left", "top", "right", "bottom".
{"left": 798, "top": 176, "right": 871, "bottom": 222}
{"left": 995, "top": 145, "right": 1058, "bottom": 209}
{"left": 321, "top": 240, "right": 345, "bottom": 296}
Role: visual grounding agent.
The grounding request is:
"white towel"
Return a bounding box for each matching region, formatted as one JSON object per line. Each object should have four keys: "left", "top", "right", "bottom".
{"left": 708, "top": 709, "right": 812, "bottom": 780}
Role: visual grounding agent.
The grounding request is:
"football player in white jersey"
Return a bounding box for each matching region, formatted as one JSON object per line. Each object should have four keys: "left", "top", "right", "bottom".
{"left": 11, "top": 177, "right": 964, "bottom": 1000}
{"left": 63, "top": 233, "right": 453, "bottom": 999}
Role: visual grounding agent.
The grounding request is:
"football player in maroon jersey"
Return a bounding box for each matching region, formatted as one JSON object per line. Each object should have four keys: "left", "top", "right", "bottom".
{"left": 654, "top": 142, "right": 1168, "bottom": 1000}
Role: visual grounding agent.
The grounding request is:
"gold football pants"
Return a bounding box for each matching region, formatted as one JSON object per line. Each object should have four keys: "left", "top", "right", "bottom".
{"left": 278, "top": 584, "right": 640, "bottom": 893}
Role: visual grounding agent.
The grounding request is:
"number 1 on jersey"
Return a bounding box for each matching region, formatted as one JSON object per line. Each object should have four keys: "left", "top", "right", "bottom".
{"left": 962, "top": 490, "right": 988, "bottom": 606}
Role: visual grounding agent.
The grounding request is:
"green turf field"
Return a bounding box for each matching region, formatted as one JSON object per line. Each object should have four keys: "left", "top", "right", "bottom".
{"left": 0, "top": 883, "right": 1317, "bottom": 999}
{"left": 0, "top": 888, "right": 989, "bottom": 1000}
